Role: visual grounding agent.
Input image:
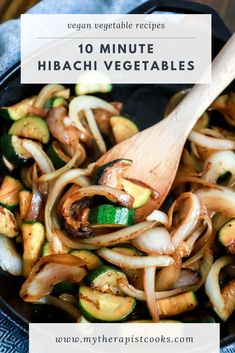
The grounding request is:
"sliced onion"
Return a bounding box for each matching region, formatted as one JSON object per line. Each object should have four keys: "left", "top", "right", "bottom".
{"left": 44, "top": 168, "right": 90, "bottom": 250}
{"left": 196, "top": 186, "right": 235, "bottom": 217}
{"left": 173, "top": 269, "right": 200, "bottom": 289}
{"left": 84, "top": 109, "right": 106, "bottom": 154}
{"left": 155, "top": 252, "right": 181, "bottom": 291}
{"left": 20, "top": 254, "right": 87, "bottom": 302}
{"left": 144, "top": 267, "right": 159, "bottom": 322}
{"left": 192, "top": 215, "right": 213, "bottom": 254}
{"left": 34, "top": 84, "right": 65, "bottom": 108}
{"left": 169, "top": 193, "right": 201, "bottom": 249}
{"left": 69, "top": 95, "right": 118, "bottom": 134}
{"left": 22, "top": 139, "right": 54, "bottom": 174}
{"left": 173, "top": 173, "right": 219, "bottom": 189}
{"left": 78, "top": 221, "right": 155, "bottom": 247}
{"left": 0, "top": 235, "right": 22, "bottom": 276}
{"left": 47, "top": 106, "right": 86, "bottom": 152}
{"left": 55, "top": 228, "right": 99, "bottom": 250}
{"left": 61, "top": 185, "right": 134, "bottom": 236}
{"left": 37, "top": 295, "right": 80, "bottom": 321}
{"left": 117, "top": 278, "right": 189, "bottom": 301}
{"left": 38, "top": 148, "right": 84, "bottom": 183}
{"left": 54, "top": 88, "right": 70, "bottom": 99}
{"left": 132, "top": 227, "right": 173, "bottom": 255}
{"left": 188, "top": 131, "right": 235, "bottom": 150}
{"left": 203, "top": 151, "right": 235, "bottom": 183}
{"left": 205, "top": 255, "right": 234, "bottom": 311}
{"left": 25, "top": 164, "right": 42, "bottom": 221}
{"left": 97, "top": 248, "right": 174, "bottom": 269}
{"left": 146, "top": 210, "right": 168, "bottom": 226}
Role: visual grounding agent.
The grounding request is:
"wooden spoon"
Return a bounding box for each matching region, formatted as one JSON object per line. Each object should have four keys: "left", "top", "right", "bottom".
{"left": 96, "top": 33, "right": 235, "bottom": 219}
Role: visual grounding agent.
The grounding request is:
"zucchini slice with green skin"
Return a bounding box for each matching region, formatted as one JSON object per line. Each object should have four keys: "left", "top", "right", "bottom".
{"left": 157, "top": 291, "right": 198, "bottom": 317}
{"left": 46, "top": 141, "right": 70, "bottom": 169}
{"left": 53, "top": 281, "right": 77, "bottom": 296}
{"left": 41, "top": 241, "right": 53, "bottom": 256}
{"left": 0, "top": 96, "right": 35, "bottom": 121}
{"left": 75, "top": 83, "right": 112, "bottom": 96}
{"left": 0, "top": 206, "right": 18, "bottom": 238}
{"left": 19, "top": 190, "right": 32, "bottom": 220}
{"left": 78, "top": 286, "right": 136, "bottom": 322}
{"left": 22, "top": 221, "right": 45, "bottom": 276}
{"left": 121, "top": 179, "right": 151, "bottom": 209}
{"left": 44, "top": 97, "right": 68, "bottom": 109}
{"left": 110, "top": 116, "right": 139, "bottom": 143}
{"left": 0, "top": 176, "right": 23, "bottom": 211}
{"left": 89, "top": 204, "right": 135, "bottom": 227}
{"left": 70, "top": 250, "right": 102, "bottom": 270}
{"left": 0, "top": 134, "right": 32, "bottom": 167}
{"left": 9, "top": 116, "right": 50, "bottom": 144}
{"left": 85, "top": 265, "right": 127, "bottom": 295}
{"left": 218, "top": 219, "right": 235, "bottom": 253}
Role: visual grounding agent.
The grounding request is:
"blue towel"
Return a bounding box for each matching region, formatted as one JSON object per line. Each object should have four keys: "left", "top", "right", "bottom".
{"left": 0, "top": 1, "right": 234, "bottom": 352}
{"left": 0, "top": 0, "right": 145, "bottom": 77}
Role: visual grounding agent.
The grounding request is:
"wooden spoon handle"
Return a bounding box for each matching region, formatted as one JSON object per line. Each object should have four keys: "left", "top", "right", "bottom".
{"left": 166, "top": 33, "right": 235, "bottom": 136}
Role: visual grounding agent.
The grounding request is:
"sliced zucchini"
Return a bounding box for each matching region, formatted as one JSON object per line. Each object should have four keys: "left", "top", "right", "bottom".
{"left": 9, "top": 116, "right": 50, "bottom": 144}
{"left": 85, "top": 265, "right": 127, "bottom": 295}
{"left": 0, "top": 96, "right": 35, "bottom": 121}
{"left": 75, "top": 83, "right": 112, "bottom": 96}
{"left": 157, "top": 291, "right": 198, "bottom": 317}
{"left": 214, "top": 280, "right": 235, "bottom": 321}
{"left": 218, "top": 219, "right": 235, "bottom": 254}
{"left": 89, "top": 204, "right": 135, "bottom": 227}
{"left": 94, "top": 159, "right": 132, "bottom": 187}
{"left": 46, "top": 141, "right": 70, "bottom": 169}
{"left": 110, "top": 116, "right": 139, "bottom": 143}
{"left": 41, "top": 241, "right": 53, "bottom": 256}
{"left": 78, "top": 286, "right": 136, "bottom": 322}
{"left": 22, "top": 221, "right": 45, "bottom": 276}
{"left": 19, "top": 190, "right": 32, "bottom": 220}
{"left": 0, "top": 134, "right": 32, "bottom": 167}
{"left": 44, "top": 97, "right": 68, "bottom": 109}
{"left": 70, "top": 250, "right": 102, "bottom": 270}
{"left": 0, "top": 176, "right": 23, "bottom": 211}
{"left": 121, "top": 179, "right": 151, "bottom": 209}
{"left": 0, "top": 206, "right": 18, "bottom": 238}
{"left": 53, "top": 281, "right": 77, "bottom": 296}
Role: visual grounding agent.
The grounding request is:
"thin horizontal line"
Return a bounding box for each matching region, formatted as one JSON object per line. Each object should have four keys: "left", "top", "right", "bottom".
{"left": 36, "top": 36, "right": 196, "bottom": 40}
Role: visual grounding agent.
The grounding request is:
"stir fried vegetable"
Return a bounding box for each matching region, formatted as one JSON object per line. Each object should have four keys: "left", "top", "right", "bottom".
{"left": 0, "top": 84, "right": 234, "bottom": 325}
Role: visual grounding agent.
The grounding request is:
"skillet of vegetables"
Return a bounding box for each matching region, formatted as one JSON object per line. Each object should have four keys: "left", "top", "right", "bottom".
{"left": 0, "top": 81, "right": 234, "bottom": 331}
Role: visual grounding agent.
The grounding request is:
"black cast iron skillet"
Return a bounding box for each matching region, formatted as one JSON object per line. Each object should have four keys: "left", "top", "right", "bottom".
{"left": 0, "top": 0, "right": 234, "bottom": 349}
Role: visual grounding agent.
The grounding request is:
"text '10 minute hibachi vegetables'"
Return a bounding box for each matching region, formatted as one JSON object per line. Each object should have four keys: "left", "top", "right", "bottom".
{"left": 0, "top": 83, "right": 234, "bottom": 324}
